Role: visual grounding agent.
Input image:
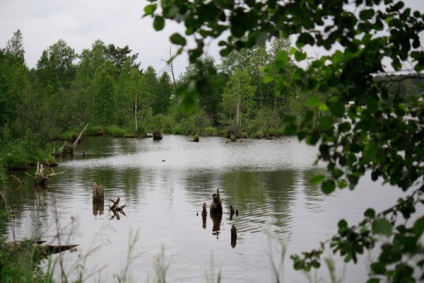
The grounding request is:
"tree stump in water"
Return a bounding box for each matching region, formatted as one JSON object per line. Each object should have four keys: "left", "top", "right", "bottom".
{"left": 209, "top": 189, "right": 223, "bottom": 215}
{"left": 153, "top": 130, "right": 163, "bottom": 140}
{"left": 231, "top": 225, "right": 237, "bottom": 248}
{"left": 92, "top": 183, "right": 104, "bottom": 201}
{"left": 191, "top": 134, "right": 199, "bottom": 142}
{"left": 92, "top": 183, "right": 104, "bottom": 216}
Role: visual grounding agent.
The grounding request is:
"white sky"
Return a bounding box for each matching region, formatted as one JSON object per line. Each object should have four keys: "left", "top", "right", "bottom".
{"left": 0, "top": 0, "right": 423, "bottom": 77}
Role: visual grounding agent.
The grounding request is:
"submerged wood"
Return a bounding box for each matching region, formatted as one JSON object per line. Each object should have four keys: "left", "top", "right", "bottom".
{"left": 2, "top": 240, "right": 78, "bottom": 260}
{"left": 25, "top": 162, "right": 65, "bottom": 187}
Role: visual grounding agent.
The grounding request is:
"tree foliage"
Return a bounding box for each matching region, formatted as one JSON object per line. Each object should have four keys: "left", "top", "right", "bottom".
{"left": 144, "top": 0, "right": 424, "bottom": 281}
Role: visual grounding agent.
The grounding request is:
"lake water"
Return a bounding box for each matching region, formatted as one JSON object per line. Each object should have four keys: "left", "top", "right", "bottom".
{"left": 2, "top": 135, "right": 408, "bottom": 282}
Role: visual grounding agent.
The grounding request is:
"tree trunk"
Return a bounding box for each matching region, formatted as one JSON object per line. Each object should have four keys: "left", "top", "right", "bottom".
{"left": 236, "top": 97, "right": 241, "bottom": 130}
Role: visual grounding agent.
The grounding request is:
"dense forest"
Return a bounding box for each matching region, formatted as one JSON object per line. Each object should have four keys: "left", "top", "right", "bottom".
{"left": 0, "top": 30, "right": 310, "bottom": 174}
{"left": 1, "top": 29, "right": 423, "bottom": 177}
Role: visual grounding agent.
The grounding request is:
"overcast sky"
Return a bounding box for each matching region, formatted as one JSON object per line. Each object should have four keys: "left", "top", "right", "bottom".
{"left": 0, "top": 0, "right": 423, "bottom": 77}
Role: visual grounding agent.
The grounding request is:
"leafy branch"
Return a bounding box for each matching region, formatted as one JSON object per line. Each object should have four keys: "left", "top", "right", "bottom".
{"left": 291, "top": 185, "right": 424, "bottom": 281}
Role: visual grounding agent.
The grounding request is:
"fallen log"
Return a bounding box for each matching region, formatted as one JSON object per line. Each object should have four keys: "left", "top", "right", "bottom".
{"left": 71, "top": 123, "right": 89, "bottom": 154}
{"left": 2, "top": 240, "right": 78, "bottom": 261}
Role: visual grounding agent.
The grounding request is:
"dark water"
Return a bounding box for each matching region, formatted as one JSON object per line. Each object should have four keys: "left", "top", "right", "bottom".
{"left": 2, "top": 135, "right": 407, "bottom": 282}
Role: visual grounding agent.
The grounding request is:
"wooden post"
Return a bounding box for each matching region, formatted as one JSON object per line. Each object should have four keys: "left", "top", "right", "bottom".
{"left": 92, "top": 183, "right": 104, "bottom": 201}
{"left": 231, "top": 225, "right": 237, "bottom": 248}
{"left": 92, "top": 183, "right": 104, "bottom": 216}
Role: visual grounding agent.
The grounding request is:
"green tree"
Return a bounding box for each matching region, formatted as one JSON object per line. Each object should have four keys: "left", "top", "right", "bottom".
{"left": 5, "top": 29, "right": 25, "bottom": 65}
{"left": 179, "top": 56, "right": 225, "bottom": 125}
{"left": 145, "top": 0, "right": 424, "bottom": 281}
{"left": 93, "top": 61, "right": 116, "bottom": 125}
{"left": 0, "top": 37, "right": 29, "bottom": 138}
{"left": 153, "top": 71, "right": 173, "bottom": 115}
{"left": 220, "top": 69, "right": 256, "bottom": 130}
{"left": 36, "top": 39, "right": 76, "bottom": 91}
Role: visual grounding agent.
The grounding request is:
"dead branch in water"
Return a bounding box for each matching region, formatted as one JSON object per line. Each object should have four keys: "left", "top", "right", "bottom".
{"left": 11, "top": 175, "right": 24, "bottom": 186}
{"left": 25, "top": 162, "right": 65, "bottom": 187}
{"left": 71, "top": 123, "right": 89, "bottom": 153}
{"left": 109, "top": 197, "right": 126, "bottom": 220}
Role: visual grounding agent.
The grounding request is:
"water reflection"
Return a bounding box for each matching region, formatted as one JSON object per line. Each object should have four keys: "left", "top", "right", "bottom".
{"left": 211, "top": 214, "right": 222, "bottom": 238}
{"left": 7, "top": 135, "right": 391, "bottom": 282}
{"left": 92, "top": 199, "right": 104, "bottom": 216}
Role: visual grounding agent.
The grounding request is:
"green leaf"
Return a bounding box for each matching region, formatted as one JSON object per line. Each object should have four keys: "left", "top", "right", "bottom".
{"left": 337, "top": 122, "right": 351, "bottom": 133}
{"left": 364, "top": 208, "right": 375, "bottom": 218}
{"left": 170, "top": 33, "right": 187, "bottom": 46}
{"left": 372, "top": 218, "right": 392, "bottom": 236}
{"left": 318, "top": 116, "right": 334, "bottom": 130}
{"left": 275, "top": 50, "right": 290, "bottom": 68}
{"left": 295, "top": 50, "right": 307, "bottom": 61}
{"left": 322, "top": 180, "right": 336, "bottom": 194}
{"left": 306, "top": 95, "right": 321, "bottom": 107}
{"left": 328, "top": 101, "right": 345, "bottom": 118}
{"left": 338, "top": 179, "right": 348, "bottom": 189}
{"left": 359, "top": 9, "right": 375, "bottom": 20}
{"left": 263, "top": 76, "right": 274, "bottom": 84}
{"left": 309, "top": 175, "right": 325, "bottom": 185}
{"left": 153, "top": 16, "right": 165, "bottom": 31}
{"left": 297, "top": 33, "right": 315, "bottom": 47}
{"left": 220, "top": 47, "right": 232, "bottom": 57}
{"left": 366, "top": 96, "right": 378, "bottom": 113}
{"left": 413, "top": 216, "right": 424, "bottom": 237}
{"left": 338, "top": 219, "right": 348, "bottom": 229}
{"left": 363, "top": 143, "right": 377, "bottom": 162}
{"left": 144, "top": 4, "right": 157, "bottom": 16}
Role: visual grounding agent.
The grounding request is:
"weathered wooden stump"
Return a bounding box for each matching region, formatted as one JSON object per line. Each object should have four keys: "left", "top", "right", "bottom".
{"left": 231, "top": 224, "right": 237, "bottom": 248}
{"left": 92, "top": 183, "right": 104, "bottom": 201}
{"left": 230, "top": 205, "right": 235, "bottom": 220}
{"left": 210, "top": 189, "right": 223, "bottom": 215}
{"left": 153, "top": 130, "right": 163, "bottom": 140}
{"left": 191, "top": 134, "right": 199, "bottom": 142}
{"left": 202, "top": 203, "right": 207, "bottom": 217}
{"left": 92, "top": 183, "right": 104, "bottom": 216}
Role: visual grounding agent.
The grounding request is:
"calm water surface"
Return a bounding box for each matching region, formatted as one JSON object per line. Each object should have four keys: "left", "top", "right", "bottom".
{"left": 3, "top": 135, "right": 407, "bottom": 282}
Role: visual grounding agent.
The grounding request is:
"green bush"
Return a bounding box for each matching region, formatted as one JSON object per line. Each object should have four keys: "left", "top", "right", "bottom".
{"left": 170, "top": 124, "right": 185, "bottom": 135}
{"left": 202, "top": 126, "right": 218, "bottom": 136}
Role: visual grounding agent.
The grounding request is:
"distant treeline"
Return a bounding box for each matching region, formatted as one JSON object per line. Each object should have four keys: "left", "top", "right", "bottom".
{"left": 0, "top": 29, "right": 422, "bottom": 171}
